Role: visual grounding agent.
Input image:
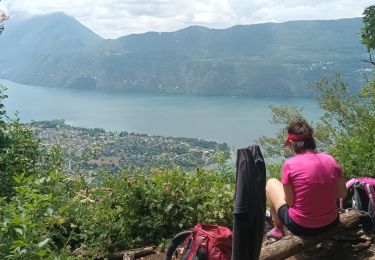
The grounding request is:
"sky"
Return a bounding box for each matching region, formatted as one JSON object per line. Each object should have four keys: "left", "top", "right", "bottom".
{"left": 0, "top": 0, "right": 373, "bottom": 39}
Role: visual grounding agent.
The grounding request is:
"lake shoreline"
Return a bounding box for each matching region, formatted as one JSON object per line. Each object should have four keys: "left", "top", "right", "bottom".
{"left": 1, "top": 79, "right": 323, "bottom": 149}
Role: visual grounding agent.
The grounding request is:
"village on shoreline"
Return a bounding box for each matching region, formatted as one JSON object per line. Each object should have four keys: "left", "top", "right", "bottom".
{"left": 30, "top": 119, "right": 230, "bottom": 172}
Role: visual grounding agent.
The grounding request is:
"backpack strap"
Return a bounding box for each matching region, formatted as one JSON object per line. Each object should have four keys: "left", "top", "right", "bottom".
{"left": 191, "top": 235, "right": 208, "bottom": 260}
{"left": 346, "top": 178, "right": 358, "bottom": 189}
{"left": 164, "top": 230, "right": 192, "bottom": 260}
{"left": 365, "top": 183, "right": 375, "bottom": 216}
{"left": 340, "top": 178, "right": 359, "bottom": 210}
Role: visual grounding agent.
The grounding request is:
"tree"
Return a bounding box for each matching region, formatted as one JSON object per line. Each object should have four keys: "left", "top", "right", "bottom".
{"left": 314, "top": 75, "right": 374, "bottom": 178}
{"left": 362, "top": 5, "right": 375, "bottom": 52}
{"left": 257, "top": 6, "right": 375, "bottom": 179}
{"left": 0, "top": 85, "right": 42, "bottom": 197}
{"left": 361, "top": 5, "right": 375, "bottom": 65}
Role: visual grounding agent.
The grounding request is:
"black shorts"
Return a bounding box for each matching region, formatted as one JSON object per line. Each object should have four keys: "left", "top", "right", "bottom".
{"left": 277, "top": 204, "right": 339, "bottom": 236}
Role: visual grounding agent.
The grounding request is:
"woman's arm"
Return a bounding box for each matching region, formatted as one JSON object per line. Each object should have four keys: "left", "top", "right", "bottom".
{"left": 338, "top": 177, "right": 348, "bottom": 199}
{"left": 283, "top": 183, "right": 295, "bottom": 207}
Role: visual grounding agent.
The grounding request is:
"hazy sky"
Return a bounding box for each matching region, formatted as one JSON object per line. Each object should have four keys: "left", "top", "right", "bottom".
{"left": 0, "top": 0, "right": 373, "bottom": 39}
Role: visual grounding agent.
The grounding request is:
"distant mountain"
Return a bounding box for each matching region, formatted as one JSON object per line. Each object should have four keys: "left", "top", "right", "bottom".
{"left": 0, "top": 13, "right": 370, "bottom": 96}
{"left": 0, "top": 13, "right": 103, "bottom": 88}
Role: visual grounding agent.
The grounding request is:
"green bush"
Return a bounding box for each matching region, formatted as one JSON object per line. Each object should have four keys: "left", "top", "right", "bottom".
{"left": 0, "top": 171, "right": 69, "bottom": 259}
{"left": 0, "top": 85, "right": 44, "bottom": 198}
{"left": 257, "top": 75, "right": 375, "bottom": 179}
{"left": 66, "top": 167, "right": 235, "bottom": 256}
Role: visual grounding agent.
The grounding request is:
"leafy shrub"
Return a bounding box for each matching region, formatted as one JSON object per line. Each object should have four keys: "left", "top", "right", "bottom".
{"left": 0, "top": 171, "right": 69, "bottom": 259}
{"left": 257, "top": 75, "right": 375, "bottom": 179}
{"left": 66, "top": 167, "right": 235, "bottom": 256}
{"left": 316, "top": 76, "right": 375, "bottom": 178}
{"left": 0, "top": 85, "right": 43, "bottom": 198}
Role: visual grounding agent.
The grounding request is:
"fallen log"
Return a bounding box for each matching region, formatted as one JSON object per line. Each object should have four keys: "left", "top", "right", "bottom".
{"left": 107, "top": 246, "right": 156, "bottom": 260}
{"left": 259, "top": 210, "right": 362, "bottom": 260}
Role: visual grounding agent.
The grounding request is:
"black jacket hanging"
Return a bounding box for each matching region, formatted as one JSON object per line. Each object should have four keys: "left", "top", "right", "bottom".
{"left": 232, "top": 145, "right": 266, "bottom": 260}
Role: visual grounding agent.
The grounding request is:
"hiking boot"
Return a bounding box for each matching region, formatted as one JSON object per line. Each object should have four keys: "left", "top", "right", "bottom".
{"left": 267, "top": 226, "right": 284, "bottom": 239}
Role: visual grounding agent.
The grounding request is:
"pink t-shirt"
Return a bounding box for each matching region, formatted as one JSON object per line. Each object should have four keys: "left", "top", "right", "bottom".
{"left": 281, "top": 151, "right": 343, "bottom": 228}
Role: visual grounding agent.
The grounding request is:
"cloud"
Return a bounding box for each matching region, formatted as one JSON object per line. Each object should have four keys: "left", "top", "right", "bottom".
{"left": 1, "top": 0, "right": 373, "bottom": 39}
{"left": 246, "top": 0, "right": 374, "bottom": 24}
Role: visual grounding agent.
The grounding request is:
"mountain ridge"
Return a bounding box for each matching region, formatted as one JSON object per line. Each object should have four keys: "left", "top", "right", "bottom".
{"left": 0, "top": 13, "right": 370, "bottom": 96}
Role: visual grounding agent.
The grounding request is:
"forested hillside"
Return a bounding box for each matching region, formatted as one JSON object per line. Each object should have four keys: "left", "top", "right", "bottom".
{"left": 0, "top": 13, "right": 369, "bottom": 96}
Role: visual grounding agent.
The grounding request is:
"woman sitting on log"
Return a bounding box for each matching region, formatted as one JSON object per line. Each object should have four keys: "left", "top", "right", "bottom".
{"left": 266, "top": 118, "right": 348, "bottom": 239}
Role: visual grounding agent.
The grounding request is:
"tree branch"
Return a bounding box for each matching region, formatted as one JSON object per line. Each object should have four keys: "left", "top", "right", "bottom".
{"left": 362, "top": 53, "right": 375, "bottom": 66}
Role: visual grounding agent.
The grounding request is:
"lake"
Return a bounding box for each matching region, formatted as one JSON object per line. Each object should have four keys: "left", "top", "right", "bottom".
{"left": 1, "top": 79, "right": 322, "bottom": 149}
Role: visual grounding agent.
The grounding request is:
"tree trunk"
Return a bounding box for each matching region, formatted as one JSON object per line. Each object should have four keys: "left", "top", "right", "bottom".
{"left": 259, "top": 210, "right": 362, "bottom": 260}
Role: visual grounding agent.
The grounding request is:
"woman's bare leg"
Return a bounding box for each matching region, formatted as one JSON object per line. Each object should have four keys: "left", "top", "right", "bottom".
{"left": 266, "top": 178, "right": 287, "bottom": 227}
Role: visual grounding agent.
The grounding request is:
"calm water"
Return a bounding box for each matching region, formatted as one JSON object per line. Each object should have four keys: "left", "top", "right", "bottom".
{"left": 1, "top": 79, "right": 322, "bottom": 149}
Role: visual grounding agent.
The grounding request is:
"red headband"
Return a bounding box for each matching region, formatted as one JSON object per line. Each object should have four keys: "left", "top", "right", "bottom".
{"left": 284, "top": 133, "right": 304, "bottom": 146}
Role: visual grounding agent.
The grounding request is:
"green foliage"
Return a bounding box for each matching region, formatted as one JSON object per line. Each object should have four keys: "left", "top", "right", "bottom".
{"left": 360, "top": 78, "right": 375, "bottom": 104}
{"left": 0, "top": 170, "right": 69, "bottom": 259}
{"left": 256, "top": 104, "right": 305, "bottom": 159}
{"left": 315, "top": 75, "right": 365, "bottom": 135}
{"left": 362, "top": 5, "right": 375, "bottom": 52}
{"left": 265, "top": 163, "right": 283, "bottom": 180}
{"left": 0, "top": 84, "right": 42, "bottom": 198}
{"left": 0, "top": 84, "right": 8, "bottom": 125}
{"left": 0, "top": 86, "right": 74, "bottom": 259}
{"left": 314, "top": 75, "right": 375, "bottom": 178}
{"left": 257, "top": 75, "right": 375, "bottom": 179}
{"left": 66, "top": 167, "right": 235, "bottom": 256}
{"left": 0, "top": 119, "right": 42, "bottom": 197}
{"left": 0, "top": 146, "right": 233, "bottom": 259}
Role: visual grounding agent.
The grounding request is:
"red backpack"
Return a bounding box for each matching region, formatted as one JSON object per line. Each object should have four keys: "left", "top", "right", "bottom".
{"left": 181, "top": 224, "right": 232, "bottom": 260}
{"left": 164, "top": 224, "right": 232, "bottom": 260}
